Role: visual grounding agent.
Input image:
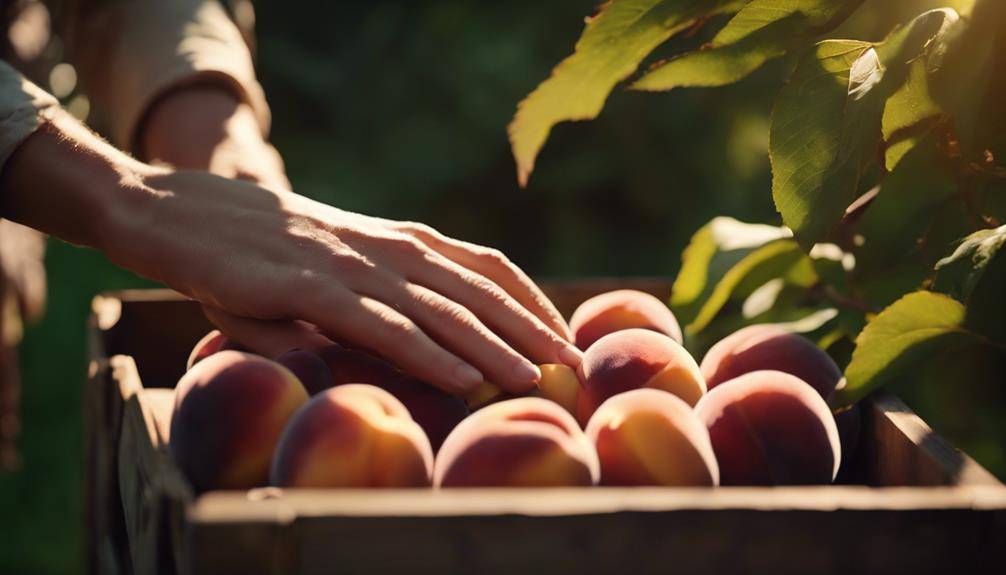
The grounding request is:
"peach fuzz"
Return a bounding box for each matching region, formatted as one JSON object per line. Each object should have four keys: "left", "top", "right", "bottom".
{"left": 434, "top": 397, "right": 599, "bottom": 488}
{"left": 695, "top": 370, "right": 841, "bottom": 486}
{"left": 577, "top": 329, "right": 705, "bottom": 425}
{"left": 700, "top": 324, "right": 842, "bottom": 399}
{"left": 270, "top": 384, "right": 433, "bottom": 488}
{"left": 585, "top": 389, "right": 719, "bottom": 486}
{"left": 314, "top": 345, "right": 468, "bottom": 452}
{"left": 170, "top": 351, "right": 309, "bottom": 492}
{"left": 569, "top": 289, "right": 683, "bottom": 350}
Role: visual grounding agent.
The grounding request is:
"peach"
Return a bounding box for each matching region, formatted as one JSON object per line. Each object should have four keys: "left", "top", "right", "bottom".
{"left": 185, "top": 329, "right": 245, "bottom": 370}
{"left": 315, "top": 345, "right": 468, "bottom": 452}
{"left": 275, "top": 349, "right": 334, "bottom": 396}
{"left": 270, "top": 384, "right": 433, "bottom": 488}
{"left": 537, "top": 364, "right": 581, "bottom": 417}
{"left": 434, "top": 397, "right": 599, "bottom": 488}
{"left": 170, "top": 351, "right": 308, "bottom": 492}
{"left": 700, "top": 325, "right": 842, "bottom": 399}
{"left": 462, "top": 381, "right": 512, "bottom": 411}
{"left": 695, "top": 370, "right": 841, "bottom": 486}
{"left": 577, "top": 329, "right": 705, "bottom": 425}
{"left": 569, "top": 289, "right": 682, "bottom": 350}
{"left": 315, "top": 344, "right": 400, "bottom": 386}
{"left": 585, "top": 389, "right": 719, "bottom": 486}
{"left": 375, "top": 376, "right": 469, "bottom": 453}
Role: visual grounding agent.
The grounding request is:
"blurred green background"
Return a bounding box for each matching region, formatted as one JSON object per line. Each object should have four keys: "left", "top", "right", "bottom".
{"left": 0, "top": 1, "right": 996, "bottom": 573}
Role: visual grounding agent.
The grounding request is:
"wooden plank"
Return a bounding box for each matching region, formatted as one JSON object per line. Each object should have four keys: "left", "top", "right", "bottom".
{"left": 860, "top": 392, "right": 1002, "bottom": 487}
{"left": 115, "top": 356, "right": 192, "bottom": 575}
{"left": 186, "top": 487, "right": 1006, "bottom": 575}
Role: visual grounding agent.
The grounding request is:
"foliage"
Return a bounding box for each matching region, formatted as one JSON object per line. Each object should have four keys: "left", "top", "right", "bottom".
{"left": 515, "top": 0, "right": 1006, "bottom": 430}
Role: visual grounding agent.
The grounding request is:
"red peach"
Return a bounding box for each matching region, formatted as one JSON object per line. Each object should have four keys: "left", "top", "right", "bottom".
{"left": 700, "top": 324, "right": 842, "bottom": 399}
{"left": 434, "top": 397, "right": 599, "bottom": 488}
{"left": 314, "top": 344, "right": 468, "bottom": 452}
{"left": 569, "top": 290, "right": 683, "bottom": 350}
{"left": 695, "top": 370, "right": 841, "bottom": 486}
{"left": 577, "top": 329, "right": 705, "bottom": 425}
{"left": 270, "top": 384, "right": 433, "bottom": 488}
{"left": 586, "top": 389, "right": 719, "bottom": 486}
{"left": 170, "top": 351, "right": 308, "bottom": 491}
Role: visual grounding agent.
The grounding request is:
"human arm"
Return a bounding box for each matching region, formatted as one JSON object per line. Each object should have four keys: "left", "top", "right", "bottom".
{"left": 0, "top": 107, "right": 579, "bottom": 394}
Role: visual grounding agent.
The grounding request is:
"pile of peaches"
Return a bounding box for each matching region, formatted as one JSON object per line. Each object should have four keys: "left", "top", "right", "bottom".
{"left": 169, "top": 290, "right": 856, "bottom": 492}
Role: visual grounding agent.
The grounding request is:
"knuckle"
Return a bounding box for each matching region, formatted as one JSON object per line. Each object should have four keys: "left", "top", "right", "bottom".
{"left": 378, "top": 314, "right": 418, "bottom": 347}
{"left": 401, "top": 221, "right": 438, "bottom": 238}
{"left": 482, "top": 248, "right": 513, "bottom": 270}
{"left": 330, "top": 251, "right": 376, "bottom": 279}
{"left": 384, "top": 233, "right": 426, "bottom": 256}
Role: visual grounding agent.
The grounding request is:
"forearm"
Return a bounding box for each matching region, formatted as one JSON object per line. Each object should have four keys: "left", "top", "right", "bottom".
{"left": 69, "top": 0, "right": 270, "bottom": 152}
{"left": 0, "top": 111, "right": 159, "bottom": 254}
{"left": 138, "top": 85, "right": 288, "bottom": 188}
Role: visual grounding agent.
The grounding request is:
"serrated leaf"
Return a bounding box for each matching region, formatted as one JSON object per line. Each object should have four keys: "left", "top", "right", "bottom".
{"left": 771, "top": 9, "right": 959, "bottom": 248}
{"left": 934, "top": 225, "right": 1006, "bottom": 342}
{"left": 633, "top": 0, "right": 865, "bottom": 92}
{"left": 833, "top": 291, "right": 981, "bottom": 408}
{"left": 670, "top": 217, "right": 813, "bottom": 335}
{"left": 508, "top": 0, "right": 745, "bottom": 187}
{"left": 770, "top": 40, "right": 880, "bottom": 248}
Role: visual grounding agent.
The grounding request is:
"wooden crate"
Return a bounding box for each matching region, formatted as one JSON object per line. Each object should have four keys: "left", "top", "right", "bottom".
{"left": 85, "top": 283, "right": 1006, "bottom": 575}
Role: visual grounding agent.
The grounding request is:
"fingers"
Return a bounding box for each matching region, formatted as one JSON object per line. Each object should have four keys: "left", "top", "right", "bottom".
{"left": 370, "top": 232, "right": 580, "bottom": 369}
{"left": 295, "top": 288, "right": 487, "bottom": 395}
{"left": 361, "top": 281, "right": 541, "bottom": 393}
{"left": 202, "top": 305, "right": 333, "bottom": 357}
{"left": 397, "top": 223, "right": 573, "bottom": 342}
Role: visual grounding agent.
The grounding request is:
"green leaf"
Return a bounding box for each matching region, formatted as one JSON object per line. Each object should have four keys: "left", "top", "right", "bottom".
{"left": 834, "top": 291, "right": 981, "bottom": 408}
{"left": 770, "top": 40, "right": 880, "bottom": 248}
{"left": 508, "top": 0, "right": 745, "bottom": 187}
{"left": 671, "top": 217, "right": 812, "bottom": 335}
{"left": 771, "top": 9, "right": 959, "bottom": 248}
{"left": 933, "top": 226, "right": 1006, "bottom": 300}
{"left": 932, "top": 0, "right": 1006, "bottom": 159}
{"left": 881, "top": 10, "right": 960, "bottom": 170}
{"left": 934, "top": 225, "right": 1006, "bottom": 341}
{"left": 855, "top": 131, "right": 959, "bottom": 276}
{"left": 633, "top": 0, "right": 865, "bottom": 92}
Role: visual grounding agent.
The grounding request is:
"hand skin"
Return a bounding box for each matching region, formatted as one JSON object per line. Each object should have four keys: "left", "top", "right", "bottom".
{"left": 0, "top": 111, "right": 579, "bottom": 394}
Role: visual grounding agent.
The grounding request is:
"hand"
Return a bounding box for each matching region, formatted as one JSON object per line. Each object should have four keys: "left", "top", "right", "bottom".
{"left": 139, "top": 86, "right": 289, "bottom": 189}
{"left": 111, "top": 171, "right": 577, "bottom": 394}
{"left": 1, "top": 112, "right": 578, "bottom": 395}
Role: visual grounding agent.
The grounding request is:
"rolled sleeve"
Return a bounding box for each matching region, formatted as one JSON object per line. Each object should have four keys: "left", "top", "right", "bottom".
{"left": 0, "top": 61, "right": 59, "bottom": 172}
{"left": 71, "top": 0, "right": 270, "bottom": 151}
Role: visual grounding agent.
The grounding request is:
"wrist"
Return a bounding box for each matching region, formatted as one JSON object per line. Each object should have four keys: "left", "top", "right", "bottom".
{"left": 0, "top": 111, "right": 164, "bottom": 254}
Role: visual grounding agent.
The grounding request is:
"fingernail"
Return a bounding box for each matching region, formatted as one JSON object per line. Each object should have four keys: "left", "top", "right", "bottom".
{"left": 558, "top": 344, "right": 583, "bottom": 368}
{"left": 513, "top": 361, "right": 541, "bottom": 385}
{"left": 453, "top": 364, "right": 484, "bottom": 391}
